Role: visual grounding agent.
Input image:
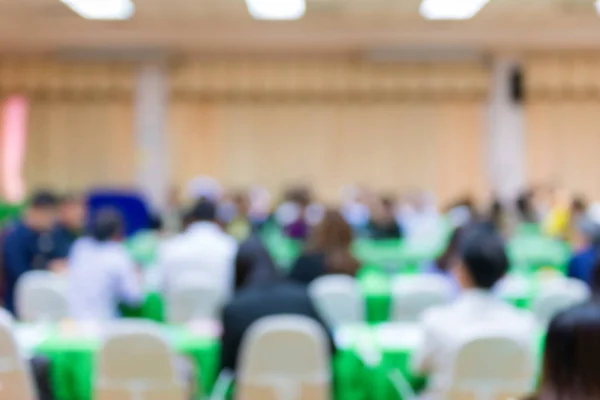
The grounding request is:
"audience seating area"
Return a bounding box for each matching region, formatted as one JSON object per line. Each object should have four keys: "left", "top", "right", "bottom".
{"left": 0, "top": 213, "right": 586, "bottom": 400}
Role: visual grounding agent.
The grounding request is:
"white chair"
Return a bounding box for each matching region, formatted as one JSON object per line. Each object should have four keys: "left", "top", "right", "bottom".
{"left": 236, "top": 315, "right": 331, "bottom": 400}
{"left": 308, "top": 275, "right": 364, "bottom": 326}
{"left": 0, "top": 309, "right": 37, "bottom": 399}
{"left": 390, "top": 275, "right": 453, "bottom": 322}
{"left": 444, "top": 336, "right": 536, "bottom": 400}
{"left": 15, "top": 270, "right": 69, "bottom": 323}
{"left": 166, "top": 273, "right": 225, "bottom": 324}
{"left": 532, "top": 277, "right": 590, "bottom": 324}
{"left": 95, "top": 321, "right": 187, "bottom": 400}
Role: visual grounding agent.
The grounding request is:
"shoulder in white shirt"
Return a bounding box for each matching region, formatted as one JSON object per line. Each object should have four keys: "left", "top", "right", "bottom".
{"left": 412, "top": 289, "right": 537, "bottom": 394}
{"left": 158, "top": 222, "right": 238, "bottom": 295}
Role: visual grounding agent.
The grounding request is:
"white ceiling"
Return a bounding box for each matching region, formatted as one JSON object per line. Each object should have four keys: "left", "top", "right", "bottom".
{"left": 0, "top": 0, "right": 599, "bottom": 54}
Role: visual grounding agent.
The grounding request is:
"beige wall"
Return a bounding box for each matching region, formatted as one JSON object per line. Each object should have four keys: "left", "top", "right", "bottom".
{"left": 169, "top": 59, "right": 489, "bottom": 203}
{"left": 524, "top": 54, "right": 600, "bottom": 200}
{"left": 1, "top": 58, "right": 490, "bottom": 203}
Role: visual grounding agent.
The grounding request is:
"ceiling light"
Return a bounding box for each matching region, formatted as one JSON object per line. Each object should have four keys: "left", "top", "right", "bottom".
{"left": 60, "top": 0, "right": 135, "bottom": 20}
{"left": 420, "top": 0, "right": 490, "bottom": 20}
{"left": 595, "top": 0, "right": 600, "bottom": 14}
{"left": 245, "top": 0, "right": 306, "bottom": 20}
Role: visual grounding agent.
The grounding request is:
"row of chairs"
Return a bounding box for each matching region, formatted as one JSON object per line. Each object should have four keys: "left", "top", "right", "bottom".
{"left": 14, "top": 271, "right": 591, "bottom": 325}
{"left": 0, "top": 310, "right": 538, "bottom": 400}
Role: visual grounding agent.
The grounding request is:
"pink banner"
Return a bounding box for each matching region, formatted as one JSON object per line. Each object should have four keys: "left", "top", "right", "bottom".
{"left": 1, "top": 96, "right": 28, "bottom": 203}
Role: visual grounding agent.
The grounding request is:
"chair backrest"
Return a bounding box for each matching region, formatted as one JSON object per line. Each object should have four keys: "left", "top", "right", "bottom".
{"left": 532, "top": 278, "right": 590, "bottom": 324}
{"left": 237, "top": 315, "right": 331, "bottom": 400}
{"left": 16, "top": 271, "right": 69, "bottom": 323}
{"left": 391, "top": 275, "right": 453, "bottom": 322}
{"left": 0, "top": 310, "right": 36, "bottom": 399}
{"left": 95, "top": 321, "right": 186, "bottom": 400}
{"left": 166, "top": 273, "right": 224, "bottom": 324}
{"left": 308, "top": 275, "right": 364, "bottom": 326}
{"left": 447, "top": 336, "right": 535, "bottom": 400}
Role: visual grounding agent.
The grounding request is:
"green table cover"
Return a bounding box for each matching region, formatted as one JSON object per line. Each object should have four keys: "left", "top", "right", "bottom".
{"left": 29, "top": 325, "right": 366, "bottom": 400}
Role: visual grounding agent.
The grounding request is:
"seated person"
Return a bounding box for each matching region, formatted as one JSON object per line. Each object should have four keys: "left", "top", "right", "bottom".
{"left": 220, "top": 247, "right": 334, "bottom": 372}
{"left": 420, "top": 226, "right": 465, "bottom": 294}
{"left": 366, "top": 196, "right": 402, "bottom": 240}
{"left": 288, "top": 210, "right": 360, "bottom": 285}
{"left": 412, "top": 226, "right": 536, "bottom": 399}
{"left": 527, "top": 302, "right": 600, "bottom": 400}
{"left": 1, "top": 190, "right": 59, "bottom": 314}
{"left": 67, "top": 208, "right": 143, "bottom": 320}
{"left": 157, "top": 200, "right": 237, "bottom": 295}
{"left": 567, "top": 217, "right": 600, "bottom": 287}
{"left": 50, "top": 194, "right": 86, "bottom": 261}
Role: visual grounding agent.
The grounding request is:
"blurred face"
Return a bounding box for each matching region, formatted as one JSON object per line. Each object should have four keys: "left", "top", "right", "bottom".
{"left": 60, "top": 201, "right": 85, "bottom": 230}
{"left": 452, "top": 261, "right": 473, "bottom": 290}
{"left": 27, "top": 207, "right": 57, "bottom": 232}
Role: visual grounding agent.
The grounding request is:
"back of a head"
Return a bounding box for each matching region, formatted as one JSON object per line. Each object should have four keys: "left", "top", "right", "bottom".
{"left": 459, "top": 226, "right": 508, "bottom": 289}
{"left": 191, "top": 199, "right": 217, "bottom": 223}
{"left": 191, "top": 199, "right": 217, "bottom": 222}
{"left": 538, "top": 302, "right": 600, "bottom": 400}
{"left": 308, "top": 210, "right": 359, "bottom": 276}
{"left": 234, "top": 235, "right": 279, "bottom": 291}
{"left": 91, "top": 208, "right": 124, "bottom": 242}
{"left": 29, "top": 190, "right": 58, "bottom": 210}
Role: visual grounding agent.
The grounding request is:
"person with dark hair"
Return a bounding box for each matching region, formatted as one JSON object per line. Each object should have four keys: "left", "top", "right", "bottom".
{"left": 234, "top": 233, "right": 279, "bottom": 291}
{"left": 47, "top": 194, "right": 86, "bottom": 268}
{"left": 567, "top": 216, "right": 600, "bottom": 287}
{"left": 366, "top": 195, "right": 402, "bottom": 240}
{"left": 413, "top": 226, "right": 536, "bottom": 399}
{"left": 220, "top": 241, "right": 333, "bottom": 372}
{"left": 528, "top": 302, "right": 600, "bottom": 400}
{"left": 420, "top": 226, "right": 465, "bottom": 293}
{"left": 288, "top": 210, "right": 360, "bottom": 285}
{"left": 1, "top": 190, "right": 58, "bottom": 313}
{"left": 67, "top": 208, "right": 142, "bottom": 320}
{"left": 516, "top": 190, "right": 538, "bottom": 224}
{"left": 157, "top": 199, "right": 237, "bottom": 295}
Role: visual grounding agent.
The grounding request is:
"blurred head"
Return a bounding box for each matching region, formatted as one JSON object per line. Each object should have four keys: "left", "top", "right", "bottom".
{"left": 370, "top": 195, "right": 396, "bottom": 222}
{"left": 537, "top": 302, "right": 600, "bottom": 400}
{"left": 571, "top": 195, "right": 587, "bottom": 218}
{"left": 516, "top": 190, "right": 536, "bottom": 222}
{"left": 308, "top": 210, "right": 360, "bottom": 276}
{"left": 233, "top": 240, "right": 278, "bottom": 292}
{"left": 148, "top": 214, "right": 164, "bottom": 232}
{"left": 435, "top": 226, "right": 466, "bottom": 273}
{"left": 90, "top": 208, "right": 124, "bottom": 242}
{"left": 190, "top": 199, "right": 217, "bottom": 223}
{"left": 454, "top": 226, "right": 509, "bottom": 290}
{"left": 58, "top": 194, "right": 85, "bottom": 231}
{"left": 25, "top": 190, "right": 58, "bottom": 232}
{"left": 308, "top": 210, "right": 353, "bottom": 253}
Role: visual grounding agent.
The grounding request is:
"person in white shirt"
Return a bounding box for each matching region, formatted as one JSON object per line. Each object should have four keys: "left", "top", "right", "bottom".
{"left": 67, "top": 208, "right": 143, "bottom": 321}
{"left": 412, "top": 225, "right": 537, "bottom": 399}
{"left": 158, "top": 200, "right": 238, "bottom": 296}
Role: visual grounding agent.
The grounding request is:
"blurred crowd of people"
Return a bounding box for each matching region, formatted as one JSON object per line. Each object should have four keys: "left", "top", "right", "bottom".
{"left": 3, "top": 180, "right": 600, "bottom": 400}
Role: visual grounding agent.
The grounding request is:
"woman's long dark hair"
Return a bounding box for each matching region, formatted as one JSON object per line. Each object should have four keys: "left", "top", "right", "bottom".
{"left": 306, "top": 209, "right": 360, "bottom": 276}
{"left": 532, "top": 302, "right": 600, "bottom": 400}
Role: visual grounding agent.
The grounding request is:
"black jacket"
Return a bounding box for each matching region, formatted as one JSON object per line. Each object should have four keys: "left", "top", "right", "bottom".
{"left": 220, "top": 280, "right": 334, "bottom": 372}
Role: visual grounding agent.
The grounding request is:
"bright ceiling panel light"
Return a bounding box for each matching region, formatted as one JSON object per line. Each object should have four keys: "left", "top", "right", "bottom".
{"left": 420, "top": 0, "right": 490, "bottom": 20}
{"left": 60, "top": 0, "right": 135, "bottom": 20}
{"left": 595, "top": 0, "right": 600, "bottom": 14}
{"left": 245, "top": 0, "right": 306, "bottom": 20}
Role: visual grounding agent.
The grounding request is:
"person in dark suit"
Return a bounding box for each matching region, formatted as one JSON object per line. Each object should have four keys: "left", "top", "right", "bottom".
{"left": 47, "top": 194, "right": 86, "bottom": 271}
{"left": 288, "top": 210, "right": 360, "bottom": 285}
{"left": 1, "top": 191, "right": 59, "bottom": 313}
{"left": 220, "top": 244, "right": 334, "bottom": 372}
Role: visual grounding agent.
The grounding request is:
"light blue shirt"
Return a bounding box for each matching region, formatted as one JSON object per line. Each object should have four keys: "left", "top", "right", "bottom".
{"left": 67, "top": 237, "right": 143, "bottom": 321}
